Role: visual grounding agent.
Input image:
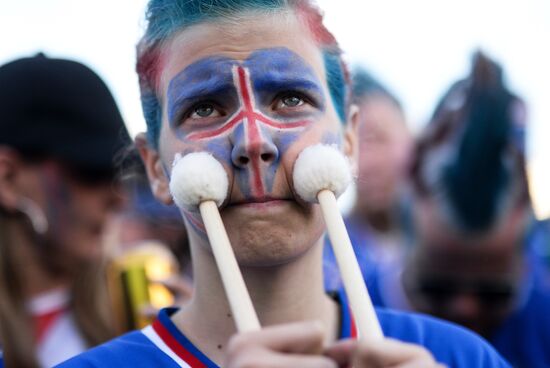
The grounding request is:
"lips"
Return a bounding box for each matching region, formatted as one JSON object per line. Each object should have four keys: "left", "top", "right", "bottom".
{"left": 229, "top": 196, "right": 291, "bottom": 206}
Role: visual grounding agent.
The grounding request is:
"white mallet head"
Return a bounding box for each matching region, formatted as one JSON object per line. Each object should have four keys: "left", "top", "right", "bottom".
{"left": 169, "top": 152, "right": 229, "bottom": 210}
{"left": 293, "top": 144, "right": 353, "bottom": 202}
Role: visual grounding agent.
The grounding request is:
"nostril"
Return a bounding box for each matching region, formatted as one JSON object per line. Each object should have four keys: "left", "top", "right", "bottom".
{"left": 261, "top": 153, "right": 274, "bottom": 162}
{"left": 238, "top": 156, "right": 250, "bottom": 165}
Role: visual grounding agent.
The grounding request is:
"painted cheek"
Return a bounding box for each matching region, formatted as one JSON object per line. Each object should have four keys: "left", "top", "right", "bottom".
{"left": 321, "top": 131, "right": 343, "bottom": 147}
{"left": 182, "top": 210, "right": 208, "bottom": 239}
{"left": 205, "top": 138, "right": 233, "bottom": 166}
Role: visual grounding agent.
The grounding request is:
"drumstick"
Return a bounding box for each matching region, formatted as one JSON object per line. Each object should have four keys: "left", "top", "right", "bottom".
{"left": 293, "top": 144, "right": 384, "bottom": 339}
{"left": 169, "top": 152, "right": 261, "bottom": 332}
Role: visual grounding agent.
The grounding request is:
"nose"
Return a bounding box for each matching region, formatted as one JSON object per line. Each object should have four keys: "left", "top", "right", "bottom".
{"left": 230, "top": 124, "right": 279, "bottom": 169}
{"left": 451, "top": 293, "right": 482, "bottom": 321}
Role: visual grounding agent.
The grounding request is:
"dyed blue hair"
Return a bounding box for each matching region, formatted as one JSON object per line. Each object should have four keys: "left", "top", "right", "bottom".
{"left": 442, "top": 53, "right": 513, "bottom": 231}
{"left": 418, "top": 51, "right": 528, "bottom": 233}
{"left": 136, "top": 0, "right": 349, "bottom": 147}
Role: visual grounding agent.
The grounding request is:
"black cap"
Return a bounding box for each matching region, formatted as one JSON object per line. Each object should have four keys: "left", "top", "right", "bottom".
{"left": 0, "top": 53, "right": 131, "bottom": 172}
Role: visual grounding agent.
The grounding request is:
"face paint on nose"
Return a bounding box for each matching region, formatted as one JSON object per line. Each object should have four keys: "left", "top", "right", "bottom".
{"left": 166, "top": 48, "right": 326, "bottom": 200}
{"left": 187, "top": 65, "right": 311, "bottom": 198}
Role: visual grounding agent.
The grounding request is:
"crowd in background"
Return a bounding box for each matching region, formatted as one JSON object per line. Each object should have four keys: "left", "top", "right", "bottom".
{"left": 0, "top": 1, "right": 549, "bottom": 367}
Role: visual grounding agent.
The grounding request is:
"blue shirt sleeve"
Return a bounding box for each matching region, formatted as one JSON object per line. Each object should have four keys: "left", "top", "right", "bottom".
{"left": 55, "top": 331, "right": 180, "bottom": 368}
{"left": 377, "top": 308, "right": 511, "bottom": 368}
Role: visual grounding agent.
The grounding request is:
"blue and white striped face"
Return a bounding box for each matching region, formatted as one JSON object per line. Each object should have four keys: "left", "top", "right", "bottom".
{"left": 150, "top": 14, "right": 352, "bottom": 262}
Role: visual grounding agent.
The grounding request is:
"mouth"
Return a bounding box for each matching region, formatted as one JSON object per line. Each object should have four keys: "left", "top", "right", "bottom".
{"left": 228, "top": 196, "right": 292, "bottom": 207}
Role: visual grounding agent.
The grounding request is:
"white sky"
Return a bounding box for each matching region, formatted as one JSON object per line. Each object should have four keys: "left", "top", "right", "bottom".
{"left": 1, "top": 0, "right": 549, "bottom": 217}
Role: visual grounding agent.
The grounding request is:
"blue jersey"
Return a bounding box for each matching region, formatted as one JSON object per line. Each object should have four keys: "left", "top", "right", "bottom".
{"left": 490, "top": 286, "right": 550, "bottom": 367}
{"left": 57, "top": 295, "right": 509, "bottom": 368}
{"left": 367, "top": 258, "right": 550, "bottom": 368}
{"left": 525, "top": 218, "right": 550, "bottom": 288}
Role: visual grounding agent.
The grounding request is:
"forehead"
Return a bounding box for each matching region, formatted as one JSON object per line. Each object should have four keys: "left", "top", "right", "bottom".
{"left": 358, "top": 97, "right": 406, "bottom": 134}
{"left": 158, "top": 12, "right": 326, "bottom": 96}
{"left": 414, "top": 198, "right": 525, "bottom": 252}
{"left": 414, "top": 243, "right": 520, "bottom": 277}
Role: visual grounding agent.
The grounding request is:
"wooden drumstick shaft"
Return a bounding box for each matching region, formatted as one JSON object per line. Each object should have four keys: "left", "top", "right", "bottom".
{"left": 199, "top": 200, "right": 261, "bottom": 332}
{"left": 317, "top": 189, "right": 384, "bottom": 340}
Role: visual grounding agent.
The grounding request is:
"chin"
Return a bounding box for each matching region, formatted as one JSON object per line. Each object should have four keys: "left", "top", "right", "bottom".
{"left": 224, "top": 211, "right": 325, "bottom": 268}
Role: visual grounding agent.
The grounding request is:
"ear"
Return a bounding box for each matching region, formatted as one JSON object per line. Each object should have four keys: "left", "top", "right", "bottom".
{"left": 343, "top": 104, "right": 360, "bottom": 176}
{"left": 0, "top": 147, "right": 23, "bottom": 211}
{"left": 135, "top": 133, "right": 173, "bottom": 205}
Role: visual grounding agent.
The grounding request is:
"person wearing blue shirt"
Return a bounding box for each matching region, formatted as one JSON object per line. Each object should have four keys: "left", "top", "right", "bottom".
{"left": 323, "top": 68, "right": 413, "bottom": 292}
{"left": 59, "top": 1, "right": 509, "bottom": 367}
{"left": 365, "top": 51, "right": 550, "bottom": 367}
{"left": 59, "top": 291, "right": 507, "bottom": 367}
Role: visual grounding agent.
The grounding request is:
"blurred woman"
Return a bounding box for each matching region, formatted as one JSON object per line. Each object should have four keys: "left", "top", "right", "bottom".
{"left": 0, "top": 54, "right": 130, "bottom": 367}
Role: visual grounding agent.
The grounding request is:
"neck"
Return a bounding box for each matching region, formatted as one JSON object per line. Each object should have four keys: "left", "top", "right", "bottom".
{"left": 8, "top": 219, "right": 70, "bottom": 298}
{"left": 173, "top": 236, "right": 338, "bottom": 364}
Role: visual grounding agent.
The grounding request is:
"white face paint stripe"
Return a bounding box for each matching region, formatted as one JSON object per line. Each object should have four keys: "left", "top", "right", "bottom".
{"left": 142, "top": 326, "right": 192, "bottom": 368}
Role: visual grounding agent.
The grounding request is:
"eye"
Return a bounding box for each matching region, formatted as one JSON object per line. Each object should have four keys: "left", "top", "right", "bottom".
{"left": 282, "top": 95, "right": 304, "bottom": 107}
{"left": 274, "top": 93, "right": 307, "bottom": 110}
{"left": 190, "top": 103, "right": 222, "bottom": 119}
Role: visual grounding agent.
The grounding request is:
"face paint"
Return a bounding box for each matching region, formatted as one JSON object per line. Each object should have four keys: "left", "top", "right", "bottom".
{"left": 166, "top": 47, "right": 326, "bottom": 201}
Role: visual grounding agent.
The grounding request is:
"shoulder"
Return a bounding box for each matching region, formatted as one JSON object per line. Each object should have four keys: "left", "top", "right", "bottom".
{"left": 490, "top": 286, "right": 550, "bottom": 366}
{"left": 376, "top": 308, "right": 511, "bottom": 368}
{"left": 54, "top": 330, "right": 178, "bottom": 368}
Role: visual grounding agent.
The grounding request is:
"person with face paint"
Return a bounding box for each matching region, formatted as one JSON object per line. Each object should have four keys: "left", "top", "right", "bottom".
{"left": 323, "top": 67, "right": 413, "bottom": 291}
{"left": 0, "top": 53, "right": 131, "bottom": 367}
{"left": 58, "top": 2, "right": 509, "bottom": 367}
{"left": 365, "top": 51, "right": 550, "bottom": 367}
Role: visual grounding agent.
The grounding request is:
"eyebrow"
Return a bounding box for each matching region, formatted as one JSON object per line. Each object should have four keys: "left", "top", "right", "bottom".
{"left": 166, "top": 56, "right": 236, "bottom": 125}
{"left": 167, "top": 75, "right": 235, "bottom": 125}
{"left": 245, "top": 48, "right": 326, "bottom": 108}
{"left": 254, "top": 72, "right": 325, "bottom": 97}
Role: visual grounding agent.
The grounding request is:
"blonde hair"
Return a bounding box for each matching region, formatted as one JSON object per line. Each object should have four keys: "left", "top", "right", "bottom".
{"left": 0, "top": 215, "right": 115, "bottom": 368}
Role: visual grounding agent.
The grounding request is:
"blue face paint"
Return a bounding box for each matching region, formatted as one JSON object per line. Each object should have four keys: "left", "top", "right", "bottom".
{"left": 167, "top": 56, "right": 238, "bottom": 128}
{"left": 166, "top": 47, "right": 330, "bottom": 234}
{"left": 321, "top": 131, "right": 342, "bottom": 147}
{"left": 245, "top": 48, "right": 326, "bottom": 116}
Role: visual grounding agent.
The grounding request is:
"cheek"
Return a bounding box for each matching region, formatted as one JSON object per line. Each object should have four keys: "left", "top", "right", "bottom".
{"left": 205, "top": 137, "right": 233, "bottom": 166}
{"left": 41, "top": 174, "right": 73, "bottom": 228}
{"left": 279, "top": 119, "right": 342, "bottom": 156}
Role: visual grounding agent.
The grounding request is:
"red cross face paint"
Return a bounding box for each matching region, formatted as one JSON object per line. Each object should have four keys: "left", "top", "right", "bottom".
{"left": 167, "top": 52, "right": 325, "bottom": 201}
{"left": 156, "top": 16, "right": 347, "bottom": 263}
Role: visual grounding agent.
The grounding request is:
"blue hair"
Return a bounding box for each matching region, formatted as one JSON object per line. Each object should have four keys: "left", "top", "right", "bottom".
{"left": 143, "top": 0, "right": 287, "bottom": 42}
{"left": 137, "top": 0, "right": 348, "bottom": 147}
{"left": 323, "top": 51, "right": 347, "bottom": 122}
{"left": 442, "top": 52, "right": 514, "bottom": 232}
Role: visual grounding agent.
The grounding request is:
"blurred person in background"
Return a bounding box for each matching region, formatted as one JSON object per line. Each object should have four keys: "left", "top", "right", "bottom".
{"left": 104, "top": 158, "right": 193, "bottom": 333}
{"left": 366, "top": 51, "right": 550, "bottom": 367}
{"left": 111, "top": 158, "right": 191, "bottom": 273}
{"left": 324, "top": 67, "right": 413, "bottom": 290}
{"left": 0, "top": 53, "right": 131, "bottom": 367}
